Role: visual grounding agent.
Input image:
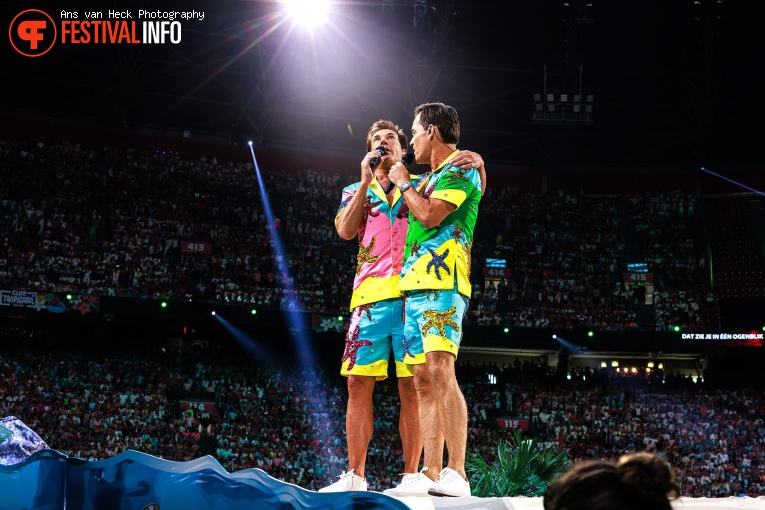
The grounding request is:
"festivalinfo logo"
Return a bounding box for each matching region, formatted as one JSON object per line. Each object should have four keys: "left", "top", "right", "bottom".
{"left": 9, "top": 8, "right": 205, "bottom": 57}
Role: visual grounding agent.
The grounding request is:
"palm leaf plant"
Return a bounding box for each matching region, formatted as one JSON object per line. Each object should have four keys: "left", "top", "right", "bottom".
{"left": 466, "top": 430, "right": 571, "bottom": 497}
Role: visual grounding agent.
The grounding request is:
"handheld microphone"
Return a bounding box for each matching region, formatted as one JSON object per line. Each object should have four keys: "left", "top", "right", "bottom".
{"left": 401, "top": 150, "right": 414, "bottom": 168}
{"left": 369, "top": 146, "right": 386, "bottom": 169}
{"left": 383, "top": 150, "right": 416, "bottom": 194}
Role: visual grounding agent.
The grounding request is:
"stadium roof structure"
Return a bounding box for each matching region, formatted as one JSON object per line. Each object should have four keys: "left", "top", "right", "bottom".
{"left": 3, "top": 0, "right": 764, "bottom": 169}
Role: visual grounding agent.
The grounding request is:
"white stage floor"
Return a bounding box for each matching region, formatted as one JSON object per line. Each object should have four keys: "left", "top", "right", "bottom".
{"left": 394, "top": 496, "right": 765, "bottom": 510}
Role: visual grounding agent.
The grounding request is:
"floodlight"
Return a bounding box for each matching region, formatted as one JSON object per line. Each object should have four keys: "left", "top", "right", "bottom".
{"left": 283, "top": 0, "right": 330, "bottom": 28}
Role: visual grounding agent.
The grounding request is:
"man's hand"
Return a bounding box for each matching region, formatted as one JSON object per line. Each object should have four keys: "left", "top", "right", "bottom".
{"left": 388, "top": 162, "right": 411, "bottom": 188}
{"left": 449, "top": 150, "right": 483, "bottom": 170}
{"left": 359, "top": 150, "right": 384, "bottom": 186}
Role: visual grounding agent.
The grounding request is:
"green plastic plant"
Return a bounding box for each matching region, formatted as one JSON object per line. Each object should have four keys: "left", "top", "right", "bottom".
{"left": 466, "top": 430, "right": 571, "bottom": 497}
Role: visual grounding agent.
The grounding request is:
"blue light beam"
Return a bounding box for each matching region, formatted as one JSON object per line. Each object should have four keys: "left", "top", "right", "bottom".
{"left": 247, "top": 144, "right": 315, "bottom": 369}
{"left": 214, "top": 314, "right": 277, "bottom": 365}
{"left": 701, "top": 167, "right": 765, "bottom": 196}
{"left": 552, "top": 334, "right": 586, "bottom": 354}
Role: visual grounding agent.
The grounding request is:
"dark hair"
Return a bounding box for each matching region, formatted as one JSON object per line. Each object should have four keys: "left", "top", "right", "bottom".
{"left": 543, "top": 454, "right": 679, "bottom": 510}
{"left": 366, "top": 119, "right": 408, "bottom": 152}
{"left": 413, "top": 102, "right": 460, "bottom": 144}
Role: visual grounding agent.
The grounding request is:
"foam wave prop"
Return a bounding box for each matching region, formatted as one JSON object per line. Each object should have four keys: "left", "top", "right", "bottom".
{"left": 0, "top": 449, "right": 410, "bottom": 510}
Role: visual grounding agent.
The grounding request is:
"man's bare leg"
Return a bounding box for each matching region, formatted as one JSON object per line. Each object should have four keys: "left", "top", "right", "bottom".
{"left": 346, "top": 375, "right": 376, "bottom": 475}
{"left": 426, "top": 351, "right": 468, "bottom": 479}
{"left": 413, "top": 363, "right": 445, "bottom": 480}
{"left": 397, "top": 376, "right": 422, "bottom": 473}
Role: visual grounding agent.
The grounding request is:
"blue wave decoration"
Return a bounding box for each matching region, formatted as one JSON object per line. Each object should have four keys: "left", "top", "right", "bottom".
{"left": 0, "top": 449, "right": 411, "bottom": 510}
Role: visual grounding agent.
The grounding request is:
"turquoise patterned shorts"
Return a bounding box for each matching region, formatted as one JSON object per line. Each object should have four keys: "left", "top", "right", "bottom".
{"left": 403, "top": 287, "right": 469, "bottom": 365}
{"left": 341, "top": 298, "right": 413, "bottom": 379}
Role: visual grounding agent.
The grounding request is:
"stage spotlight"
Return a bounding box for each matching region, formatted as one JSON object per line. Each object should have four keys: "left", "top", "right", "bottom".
{"left": 658, "top": 362, "right": 664, "bottom": 370}
{"left": 552, "top": 334, "right": 557, "bottom": 339}
{"left": 251, "top": 309, "right": 257, "bottom": 315}
{"left": 600, "top": 361, "right": 607, "bottom": 368}
{"left": 283, "top": 0, "right": 330, "bottom": 28}
{"left": 503, "top": 327, "right": 510, "bottom": 333}
{"left": 211, "top": 311, "right": 216, "bottom": 316}
{"left": 673, "top": 325, "right": 681, "bottom": 332}
{"left": 337, "top": 316, "right": 343, "bottom": 321}
{"left": 587, "top": 331, "right": 594, "bottom": 337}
{"left": 161, "top": 302, "right": 167, "bottom": 308}
{"left": 248, "top": 141, "right": 253, "bottom": 146}
{"left": 611, "top": 360, "right": 619, "bottom": 367}
{"left": 647, "top": 361, "right": 655, "bottom": 368}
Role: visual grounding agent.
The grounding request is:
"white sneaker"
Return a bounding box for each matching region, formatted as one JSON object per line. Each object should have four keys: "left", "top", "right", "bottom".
{"left": 318, "top": 469, "right": 368, "bottom": 492}
{"left": 383, "top": 468, "right": 436, "bottom": 497}
{"left": 428, "top": 467, "right": 471, "bottom": 497}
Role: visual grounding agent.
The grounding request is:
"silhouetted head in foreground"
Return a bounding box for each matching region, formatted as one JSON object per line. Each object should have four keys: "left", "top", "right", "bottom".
{"left": 543, "top": 453, "right": 680, "bottom": 510}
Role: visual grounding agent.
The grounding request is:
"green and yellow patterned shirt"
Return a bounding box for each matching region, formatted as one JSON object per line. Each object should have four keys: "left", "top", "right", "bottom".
{"left": 399, "top": 150, "right": 482, "bottom": 297}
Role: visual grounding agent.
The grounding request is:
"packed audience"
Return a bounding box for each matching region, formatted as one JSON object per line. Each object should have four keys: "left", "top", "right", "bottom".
{"left": 1, "top": 331, "right": 763, "bottom": 498}
{"left": 476, "top": 187, "right": 633, "bottom": 330}
{"left": 0, "top": 136, "right": 723, "bottom": 332}
{"left": 628, "top": 192, "right": 715, "bottom": 331}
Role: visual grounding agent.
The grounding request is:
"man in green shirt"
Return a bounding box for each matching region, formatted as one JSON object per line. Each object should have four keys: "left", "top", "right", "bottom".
{"left": 388, "top": 102, "right": 483, "bottom": 498}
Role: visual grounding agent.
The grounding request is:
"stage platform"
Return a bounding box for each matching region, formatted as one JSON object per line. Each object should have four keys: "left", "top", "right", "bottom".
{"left": 399, "top": 495, "right": 765, "bottom": 509}
{"left": 0, "top": 450, "right": 763, "bottom": 509}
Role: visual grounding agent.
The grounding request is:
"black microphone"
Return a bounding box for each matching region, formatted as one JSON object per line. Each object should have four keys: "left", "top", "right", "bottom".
{"left": 369, "top": 146, "right": 386, "bottom": 169}
{"left": 383, "top": 150, "right": 415, "bottom": 194}
{"left": 401, "top": 150, "right": 414, "bottom": 167}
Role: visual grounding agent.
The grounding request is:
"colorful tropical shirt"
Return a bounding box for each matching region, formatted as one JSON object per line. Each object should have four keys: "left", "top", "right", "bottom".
{"left": 336, "top": 175, "right": 423, "bottom": 309}
{"left": 399, "top": 150, "right": 481, "bottom": 297}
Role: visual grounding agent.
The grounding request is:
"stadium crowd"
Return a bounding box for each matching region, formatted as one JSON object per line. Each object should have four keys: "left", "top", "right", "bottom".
{"left": 0, "top": 335, "right": 763, "bottom": 498}
{"left": 0, "top": 137, "right": 713, "bottom": 332}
